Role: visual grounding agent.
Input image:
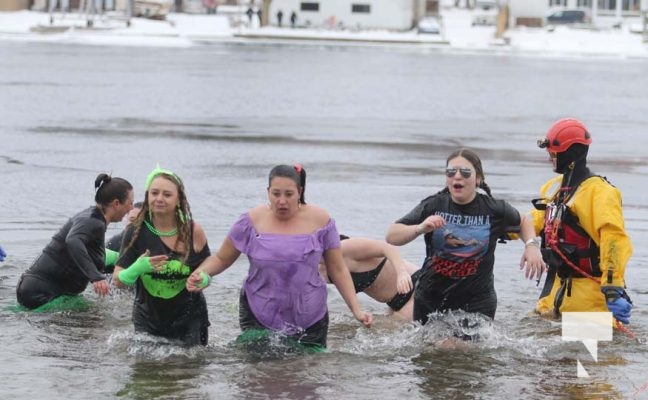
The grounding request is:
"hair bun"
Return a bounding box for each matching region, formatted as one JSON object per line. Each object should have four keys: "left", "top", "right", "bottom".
{"left": 95, "top": 173, "right": 112, "bottom": 191}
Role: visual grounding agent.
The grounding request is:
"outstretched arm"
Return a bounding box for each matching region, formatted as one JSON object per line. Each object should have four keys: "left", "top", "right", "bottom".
{"left": 518, "top": 213, "right": 545, "bottom": 280}
{"left": 324, "top": 247, "right": 373, "bottom": 327}
{"left": 382, "top": 242, "right": 415, "bottom": 294}
{"left": 186, "top": 237, "right": 241, "bottom": 292}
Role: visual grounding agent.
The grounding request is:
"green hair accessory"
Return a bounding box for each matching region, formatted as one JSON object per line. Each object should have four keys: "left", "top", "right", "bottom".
{"left": 144, "top": 164, "right": 183, "bottom": 191}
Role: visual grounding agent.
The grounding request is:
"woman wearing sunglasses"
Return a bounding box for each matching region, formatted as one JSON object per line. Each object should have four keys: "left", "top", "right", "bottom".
{"left": 385, "top": 148, "right": 545, "bottom": 329}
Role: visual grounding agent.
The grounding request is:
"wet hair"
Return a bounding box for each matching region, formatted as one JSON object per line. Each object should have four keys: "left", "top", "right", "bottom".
{"left": 125, "top": 171, "right": 193, "bottom": 264}
{"left": 441, "top": 148, "right": 493, "bottom": 198}
{"left": 94, "top": 173, "right": 133, "bottom": 206}
{"left": 268, "top": 164, "right": 307, "bottom": 204}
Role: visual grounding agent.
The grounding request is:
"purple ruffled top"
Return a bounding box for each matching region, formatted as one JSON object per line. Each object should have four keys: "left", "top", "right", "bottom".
{"left": 228, "top": 213, "right": 341, "bottom": 335}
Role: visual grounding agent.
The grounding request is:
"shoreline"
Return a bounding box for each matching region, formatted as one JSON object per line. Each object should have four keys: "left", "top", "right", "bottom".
{"left": 1, "top": 9, "right": 646, "bottom": 60}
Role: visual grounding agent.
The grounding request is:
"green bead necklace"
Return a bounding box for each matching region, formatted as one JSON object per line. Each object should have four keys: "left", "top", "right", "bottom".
{"left": 144, "top": 220, "right": 178, "bottom": 237}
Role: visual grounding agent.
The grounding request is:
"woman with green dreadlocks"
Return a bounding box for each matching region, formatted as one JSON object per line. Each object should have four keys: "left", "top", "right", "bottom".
{"left": 113, "top": 166, "right": 212, "bottom": 346}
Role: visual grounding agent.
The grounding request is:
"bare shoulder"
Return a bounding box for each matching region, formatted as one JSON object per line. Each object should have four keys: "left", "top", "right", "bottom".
{"left": 192, "top": 221, "right": 205, "bottom": 233}
{"left": 303, "top": 204, "right": 331, "bottom": 225}
{"left": 192, "top": 221, "right": 208, "bottom": 250}
{"left": 247, "top": 204, "right": 268, "bottom": 222}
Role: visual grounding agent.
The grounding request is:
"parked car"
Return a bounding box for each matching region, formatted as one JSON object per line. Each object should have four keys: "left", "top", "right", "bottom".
{"left": 472, "top": 13, "right": 496, "bottom": 26}
{"left": 417, "top": 17, "right": 441, "bottom": 34}
{"left": 475, "top": 0, "right": 498, "bottom": 11}
{"left": 546, "top": 9, "right": 589, "bottom": 25}
{"left": 472, "top": 8, "right": 497, "bottom": 26}
{"left": 133, "top": 0, "right": 173, "bottom": 20}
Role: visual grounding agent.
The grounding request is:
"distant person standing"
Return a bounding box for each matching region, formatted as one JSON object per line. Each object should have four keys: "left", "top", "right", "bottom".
{"left": 202, "top": 0, "right": 217, "bottom": 14}
{"left": 0, "top": 245, "right": 6, "bottom": 262}
{"left": 276, "top": 9, "right": 283, "bottom": 27}
{"left": 290, "top": 11, "right": 297, "bottom": 28}
{"left": 246, "top": 7, "right": 254, "bottom": 25}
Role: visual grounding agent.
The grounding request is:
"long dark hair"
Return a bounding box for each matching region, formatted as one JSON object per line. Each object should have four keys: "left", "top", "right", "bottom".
{"left": 268, "top": 164, "right": 307, "bottom": 204}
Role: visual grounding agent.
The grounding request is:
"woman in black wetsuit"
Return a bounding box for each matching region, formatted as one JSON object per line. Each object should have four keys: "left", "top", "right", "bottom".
{"left": 113, "top": 166, "right": 211, "bottom": 346}
{"left": 16, "top": 174, "right": 134, "bottom": 309}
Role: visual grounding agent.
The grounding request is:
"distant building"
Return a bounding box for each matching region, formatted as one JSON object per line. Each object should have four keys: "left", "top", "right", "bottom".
{"left": 1, "top": 0, "right": 35, "bottom": 10}
{"left": 548, "top": 0, "right": 641, "bottom": 14}
{"left": 508, "top": 0, "right": 645, "bottom": 28}
{"left": 507, "top": 0, "right": 546, "bottom": 27}
{"left": 267, "top": 0, "right": 440, "bottom": 31}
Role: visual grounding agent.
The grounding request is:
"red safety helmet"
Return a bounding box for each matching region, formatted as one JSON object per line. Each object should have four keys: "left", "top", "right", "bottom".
{"left": 537, "top": 118, "right": 592, "bottom": 153}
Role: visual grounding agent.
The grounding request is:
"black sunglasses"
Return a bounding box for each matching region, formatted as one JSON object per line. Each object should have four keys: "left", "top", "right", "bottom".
{"left": 445, "top": 167, "right": 472, "bottom": 178}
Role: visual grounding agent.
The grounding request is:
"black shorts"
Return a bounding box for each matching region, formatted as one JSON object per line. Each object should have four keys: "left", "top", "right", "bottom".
{"left": 238, "top": 290, "right": 329, "bottom": 348}
{"left": 386, "top": 268, "right": 424, "bottom": 311}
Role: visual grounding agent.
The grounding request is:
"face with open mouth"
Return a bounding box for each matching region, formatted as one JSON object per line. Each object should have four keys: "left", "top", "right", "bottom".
{"left": 445, "top": 156, "right": 479, "bottom": 205}
{"left": 267, "top": 176, "right": 301, "bottom": 220}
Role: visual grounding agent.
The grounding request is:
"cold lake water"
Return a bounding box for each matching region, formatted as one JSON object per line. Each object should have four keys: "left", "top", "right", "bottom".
{"left": 1, "top": 39, "right": 648, "bottom": 399}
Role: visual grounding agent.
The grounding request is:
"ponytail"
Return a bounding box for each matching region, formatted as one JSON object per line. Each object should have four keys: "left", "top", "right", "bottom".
{"left": 94, "top": 173, "right": 133, "bottom": 207}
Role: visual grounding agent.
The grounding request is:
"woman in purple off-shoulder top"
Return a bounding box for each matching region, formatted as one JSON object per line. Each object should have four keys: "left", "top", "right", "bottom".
{"left": 187, "top": 164, "right": 372, "bottom": 348}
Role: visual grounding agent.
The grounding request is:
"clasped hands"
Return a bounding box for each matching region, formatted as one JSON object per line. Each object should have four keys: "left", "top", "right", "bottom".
{"left": 186, "top": 269, "right": 211, "bottom": 292}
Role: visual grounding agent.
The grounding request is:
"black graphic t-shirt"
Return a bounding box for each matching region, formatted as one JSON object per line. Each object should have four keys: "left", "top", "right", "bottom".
{"left": 396, "top": 191, "right": 520, "bottom": 315}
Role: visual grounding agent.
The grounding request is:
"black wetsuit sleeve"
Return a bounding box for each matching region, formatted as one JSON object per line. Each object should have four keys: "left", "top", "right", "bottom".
{"left": 66, "top": 216, "right": 106, "bottom": 282}
{"left": 106, "top": 231, "right": 124, "bottom": 252}
{"left": 500, "top": 200, "right": 522, "bottom": 233}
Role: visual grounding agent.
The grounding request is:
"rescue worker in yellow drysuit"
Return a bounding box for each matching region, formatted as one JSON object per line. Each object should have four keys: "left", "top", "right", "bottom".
{"left": 530, "top": 118, "right": 633, "bottom": 326}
